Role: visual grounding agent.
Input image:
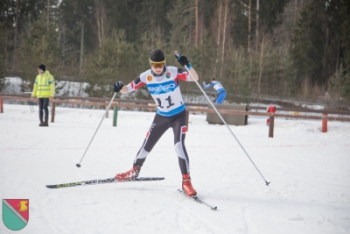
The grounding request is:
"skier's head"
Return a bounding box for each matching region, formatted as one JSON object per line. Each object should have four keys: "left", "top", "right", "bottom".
{"left": 149, "top": 49, "right": 166, "bottom": 76}
{"left": 211, "top": 76, "right": 216, "bottom": 81}
{"left": 38, "top": 64, "right": 46, "bottom": 73}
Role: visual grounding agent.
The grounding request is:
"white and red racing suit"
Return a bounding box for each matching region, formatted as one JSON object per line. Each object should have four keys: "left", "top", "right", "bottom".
{"left": 125, "top": 66, "right": 192, "bottom": 174}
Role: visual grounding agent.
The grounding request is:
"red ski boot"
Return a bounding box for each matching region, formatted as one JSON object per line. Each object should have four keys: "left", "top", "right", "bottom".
{"left": 114, "top": 166, "right": 140, "bottom": 181}
{"left": 182, "top": 174, "right": 197, "bottom": 196}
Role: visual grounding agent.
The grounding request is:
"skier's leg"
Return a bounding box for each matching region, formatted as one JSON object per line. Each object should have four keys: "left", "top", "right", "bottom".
{"left": 216, "top": 92, "right": 226, "bottom": 104}
{"left": 133, "top": 114, "right": 169, "bottom": 167}
{"left": 171, "top": 111, "right": 190, "bottom": 174}
{"left": 115, "top": 114, "right": 169, "bottom": 181}
{"left": 171, "top": 111, "right": 197, "bottom": 196}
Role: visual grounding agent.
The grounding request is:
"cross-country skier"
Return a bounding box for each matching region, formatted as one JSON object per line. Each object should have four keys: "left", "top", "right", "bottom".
{"left": 203, "top": 76, "right": 226, "bottom": 104}
{"left": 112, "top": 49, "right": 199, "bottom": 196}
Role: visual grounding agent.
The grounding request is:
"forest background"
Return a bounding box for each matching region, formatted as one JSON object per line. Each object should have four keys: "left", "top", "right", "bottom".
{"left": 0, "top": 0, "right": 349, "bottom": 106}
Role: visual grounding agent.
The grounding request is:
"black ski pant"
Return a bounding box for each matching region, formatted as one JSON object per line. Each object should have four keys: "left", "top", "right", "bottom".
{"left": 133, "top": 110, "right": 190, "bottom": 174}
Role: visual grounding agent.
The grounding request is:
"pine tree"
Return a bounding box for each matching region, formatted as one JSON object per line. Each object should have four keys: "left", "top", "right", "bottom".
{"left": 84, "top": 30, "right": 136, "bottom": 97}
{"left": 19, "top": 13, "right": 59, "bottom": 82}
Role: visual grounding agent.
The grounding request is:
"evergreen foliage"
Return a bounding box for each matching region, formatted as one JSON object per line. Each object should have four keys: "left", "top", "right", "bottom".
{"left": 0, "top": 0, "right": 348, "bottom": 104}
{"left": 0, "top": 22, "right": 6, "bottom": 77}
{"left": 328, "top": 64, "right": 350, "bottom": 102}
{"left": 84, "top": 30, "right": 136, "bottom": 97}
{"left": 19, "top": 13, "right": 59, "bottom": 81}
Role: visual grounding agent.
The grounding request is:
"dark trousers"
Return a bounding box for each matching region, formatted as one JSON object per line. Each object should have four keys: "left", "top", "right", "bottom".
{"left": 38, "top": 98, "right": 49, "bottom": 118}
{"left": 133, "top": 110, "right": 190, "bottom": 174}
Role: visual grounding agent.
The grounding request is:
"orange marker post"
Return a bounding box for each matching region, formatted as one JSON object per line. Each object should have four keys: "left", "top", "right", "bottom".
{"left": 322, "top": 113, "right": 327, "bottom": 133}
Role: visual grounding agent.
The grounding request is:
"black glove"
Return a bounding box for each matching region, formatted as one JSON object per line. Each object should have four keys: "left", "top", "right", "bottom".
{"left": 176, "top": 54, "right": 192, "bottom": 69}
{"left": 113, "top": 81, "right": 124, "bottom": 92}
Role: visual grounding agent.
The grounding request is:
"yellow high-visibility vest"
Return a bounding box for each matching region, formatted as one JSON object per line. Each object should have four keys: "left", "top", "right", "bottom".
{"left": 32, "top": 70, "right": 55, "bottom": 98}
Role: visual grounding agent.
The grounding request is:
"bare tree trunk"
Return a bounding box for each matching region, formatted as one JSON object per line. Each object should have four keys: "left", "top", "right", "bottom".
{"left": 95, "top": 0, "right": 107, "bottom": 48}
{"left": 62, "top": 25, "right": 65, "bottom": 69}
{"left": 200, "top": 11, "right": 204, "bottom": 79}
{"left": 47, "top": 0, "right": 50, "bottom": 31}
{"left": 79, "top": 23, "right": 84, "bottom": 75}
{"left": 336, "top": 40, "right": 340, "bottom": 73}
{"left": 151, "top": 20, "right": 154, "bottom": 47}
{"left": 5, "top": 24, "right": 8, "bottom": 68}
{"left": 95, "top": 0, "right": 102, "bottom": 48}
{"left": 294, "top": 0, "right": 298, "bottom": 28}
{"left": 256, "top": 0, "right": 259, "bottom": 48}
{"left": 101, "top": 17, "right": 104, "bottom": 40}
{"left": 195, "top": 0, "right": 199, "bottom": 48}
{"left": 220, "top": 0, "right": 228, "bottom": 78}
{"left": 214, "top": 0, "right": 222, "bottom": 76}
{"left": 323, "top": 26, "right": 329, "bottom": 90}
{"left": 41, "top": 35, "right": 45, "bottom": 61}
{"left": 248, "top": 0, "right": 251, "bottom": 53}
{"left": 13, "top": 0, "right": 19, "bottom": 69}
{"left": 256, "top": 33, "right": 265, "bottom": 101}
{"left": 97, "top": 12, "right": 101, "bottom": 47}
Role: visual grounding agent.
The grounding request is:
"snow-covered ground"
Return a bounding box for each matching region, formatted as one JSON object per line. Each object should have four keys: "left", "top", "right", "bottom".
{"left": 0, "top": 104, "right": 349, "bottom": 234}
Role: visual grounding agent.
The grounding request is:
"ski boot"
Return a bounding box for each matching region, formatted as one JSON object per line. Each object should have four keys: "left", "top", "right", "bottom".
{"left": 114, "top": 166, "right": 141, "bottom": 181}
{"left": 182, "top": 174, "right": 197, "bottom": 196}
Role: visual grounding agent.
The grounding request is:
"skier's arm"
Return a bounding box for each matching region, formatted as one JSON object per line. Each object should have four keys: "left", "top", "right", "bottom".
{"left": 188, "top": 67, "right": 199, "bottom": 81}
{"left": 176, "top": 54, "right": 199, "bottom": 81}
{"left": 114, "top": 76, "right": 145, "bottom": 94}
{"left": 204, "top": 82, "right": 214, "bottom": 89}
{"left": 119, "top": 85, "right": 128, "bottom": 94}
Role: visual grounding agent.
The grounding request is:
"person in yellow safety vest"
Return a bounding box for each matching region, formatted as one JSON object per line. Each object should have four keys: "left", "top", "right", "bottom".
{"left": 31, "top": 64, "right": 55, "bottom": 127}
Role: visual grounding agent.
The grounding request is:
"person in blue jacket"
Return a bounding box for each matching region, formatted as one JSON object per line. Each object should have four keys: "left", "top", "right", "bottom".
{"left": 203, "top": 76, "right": 226, "bottom": 104}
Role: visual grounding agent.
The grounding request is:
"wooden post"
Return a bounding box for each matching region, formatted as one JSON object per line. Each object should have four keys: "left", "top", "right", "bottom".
{"left": 322, "top": 113, "right": 327, "bottom": 133}
{"left": 268, "top": 114, "right": 274, "bottom": 138}
{"left": 0, "top": 99, "right": 3, "bottom": 113}
{"left": 51, "top": 102, "right": 56, "bottom": 123}
{"left": 186, "top": 110, "right": 190, "bottom": 131}
{"left": 113, "top": 107, "right": 118, "bottom": 127}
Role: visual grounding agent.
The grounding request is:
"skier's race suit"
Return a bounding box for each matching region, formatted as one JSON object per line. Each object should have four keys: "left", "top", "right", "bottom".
{"left": 203, "top": 80, "right": 226, "bottom": 104}
{"left": 125, "top": 66, "right": 192, "bottom": 174}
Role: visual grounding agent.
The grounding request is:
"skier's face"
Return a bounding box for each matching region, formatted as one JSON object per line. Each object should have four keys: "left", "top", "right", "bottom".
{"left": 150, "top": 62, "right": 165, "bottom": 75}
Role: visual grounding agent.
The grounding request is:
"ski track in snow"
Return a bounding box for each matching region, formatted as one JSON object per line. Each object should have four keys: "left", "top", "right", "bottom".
{"left": 1, "top": 104, "right": 350, "bottom": 234}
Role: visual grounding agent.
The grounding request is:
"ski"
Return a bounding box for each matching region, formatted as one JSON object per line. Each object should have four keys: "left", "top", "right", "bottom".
{"left": 46, "top": 177, "right": 165, "bottom": 189}
{"left": 177, "top": 189, "right": 217, "bottom": 210}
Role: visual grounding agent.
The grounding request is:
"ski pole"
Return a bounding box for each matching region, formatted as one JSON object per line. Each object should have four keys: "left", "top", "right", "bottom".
{"left": 174, "top": 51, "right": 270, "bottom": 186}
{"left": 76, "top": 92, "right": 117, "bottom": 168}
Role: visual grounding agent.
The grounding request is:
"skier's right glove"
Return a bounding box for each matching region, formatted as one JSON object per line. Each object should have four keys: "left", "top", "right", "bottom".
{"left": 113, "top": 81, "right": 124, "bottom": 92}
{"left": 176, "top": 54, "right": 192, "bottom": 70}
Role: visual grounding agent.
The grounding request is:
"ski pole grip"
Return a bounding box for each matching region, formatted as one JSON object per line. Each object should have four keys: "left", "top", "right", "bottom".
{"left": 174, "top": 51, "right": 180, "bottom": 59}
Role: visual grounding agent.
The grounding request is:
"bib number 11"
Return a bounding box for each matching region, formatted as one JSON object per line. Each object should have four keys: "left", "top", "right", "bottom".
{"left": 156, "top": 96, "right": 174, "bottom": 109}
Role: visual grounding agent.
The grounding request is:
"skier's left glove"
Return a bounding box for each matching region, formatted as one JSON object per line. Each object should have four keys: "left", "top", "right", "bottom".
{"left": 113, "top": 81, "right": 124, "bottom": 92}
{"left": 176, "top": 54, "right": 192, "bottom": 69}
